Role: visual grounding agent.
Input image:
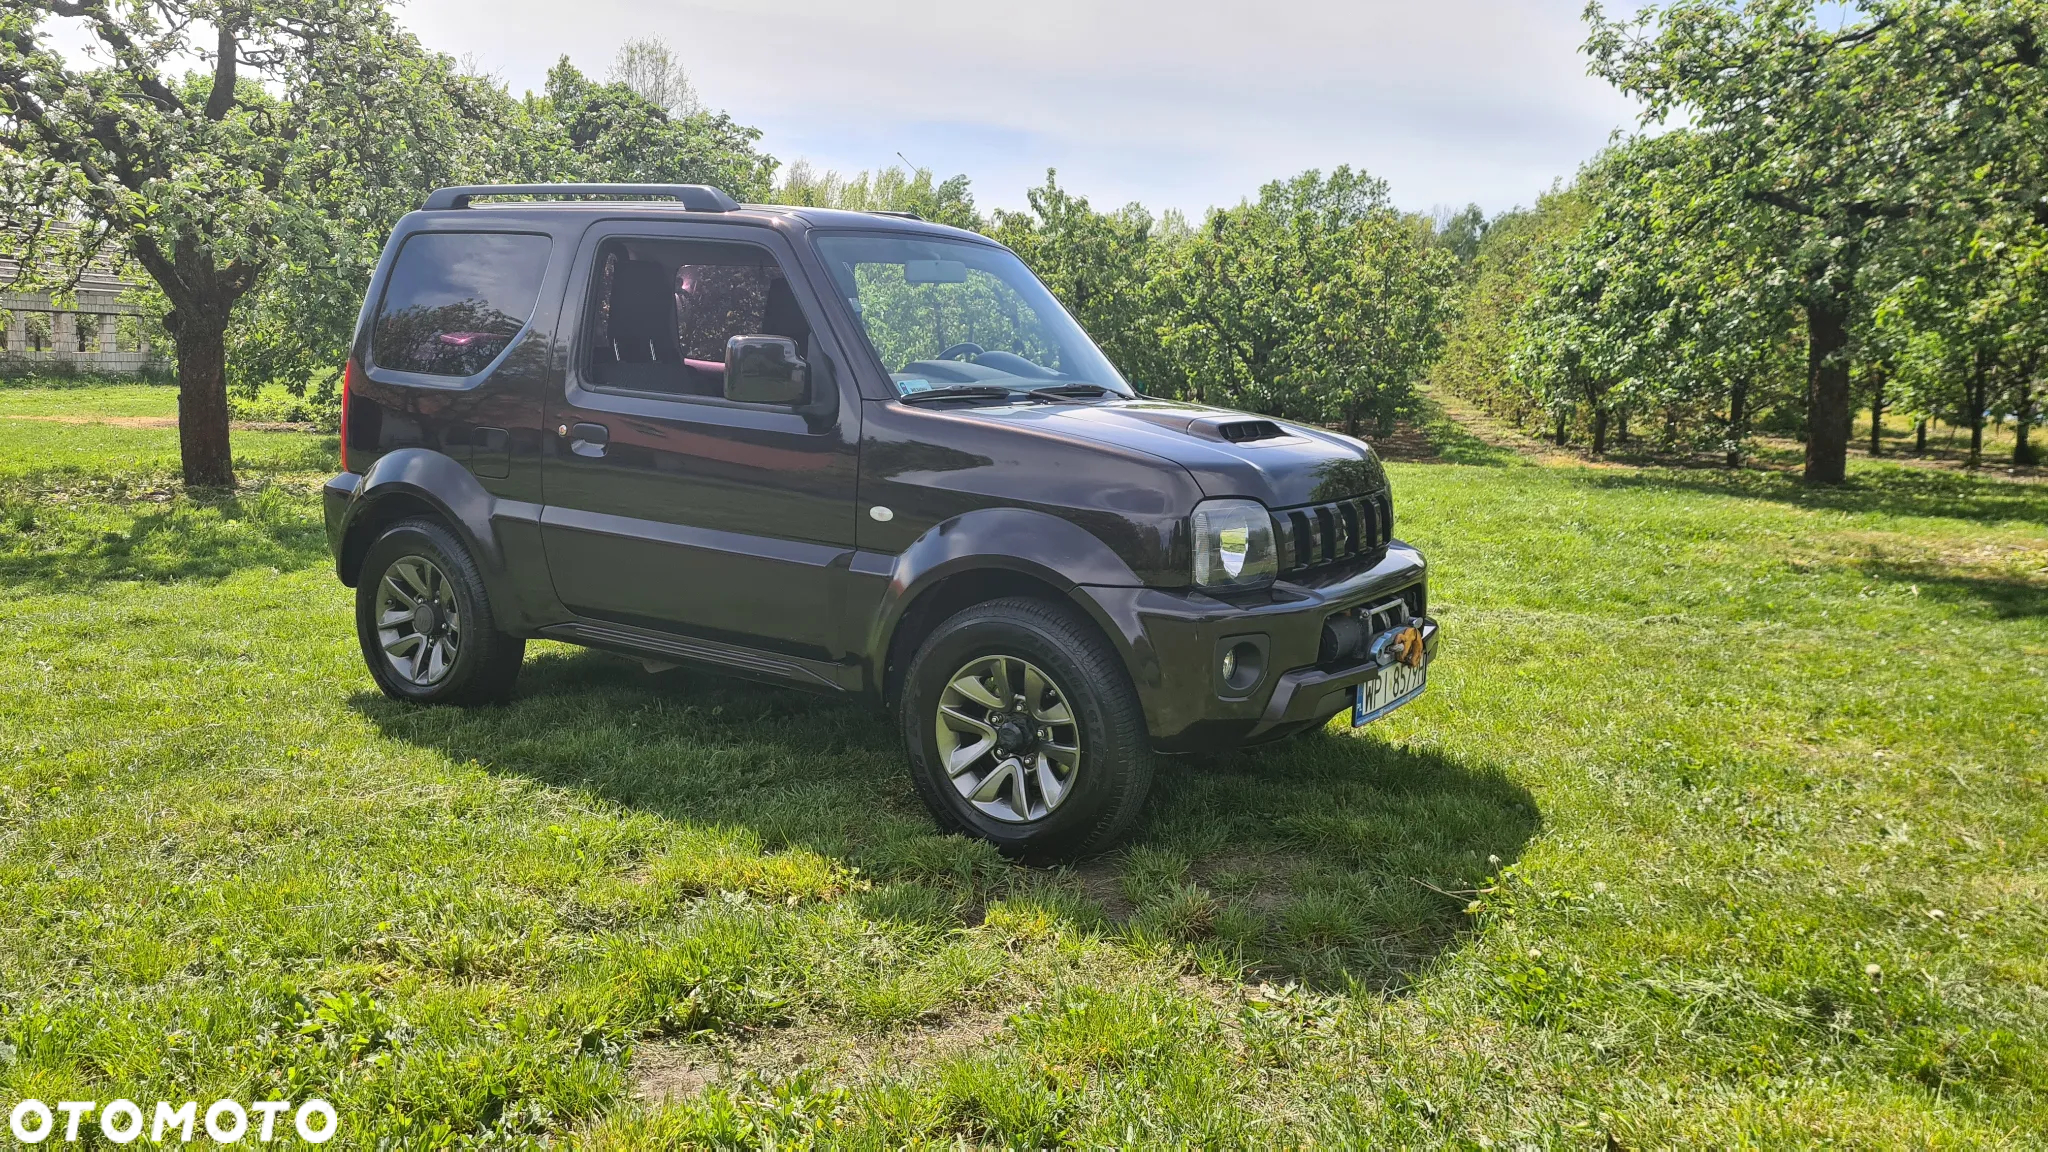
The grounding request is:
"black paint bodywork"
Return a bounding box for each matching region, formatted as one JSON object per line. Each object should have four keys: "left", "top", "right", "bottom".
{"left": 324, "top": 198, "right": 1433, "bottom": 751}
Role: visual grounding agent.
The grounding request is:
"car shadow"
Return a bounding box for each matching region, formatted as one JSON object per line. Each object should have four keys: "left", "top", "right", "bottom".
{"left": 352, "top": 646, "right": 1538, "bottom": 994}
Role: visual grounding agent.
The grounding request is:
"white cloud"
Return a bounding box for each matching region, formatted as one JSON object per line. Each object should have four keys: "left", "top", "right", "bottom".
{"left": 415, "top": 0, "right": 1645, "bottom": 214}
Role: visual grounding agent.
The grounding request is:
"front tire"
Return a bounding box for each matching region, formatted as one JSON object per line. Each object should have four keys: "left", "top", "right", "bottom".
{"left": 900, "top": 597, "right": 1154, "bottom": 861}
{"left": 356, "top": 518, "right": 525, "bottom": 705}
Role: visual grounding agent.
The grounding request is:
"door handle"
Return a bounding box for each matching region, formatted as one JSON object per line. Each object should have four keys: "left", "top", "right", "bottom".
{"left": 565, "top": 422, "right": 609, "bottom": 457}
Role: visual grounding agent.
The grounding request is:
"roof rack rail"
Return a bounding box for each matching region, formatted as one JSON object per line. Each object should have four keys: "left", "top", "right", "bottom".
{"left": 868, "top": 209, "right": 924, "bottom": 221}
{"left": 422, "top": 184, "right": 741, "bottom": 212}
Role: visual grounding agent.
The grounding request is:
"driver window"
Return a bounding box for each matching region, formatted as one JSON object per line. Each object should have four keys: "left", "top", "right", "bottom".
{"left": 585, "top": 238, "right": 813, "bottom": 398}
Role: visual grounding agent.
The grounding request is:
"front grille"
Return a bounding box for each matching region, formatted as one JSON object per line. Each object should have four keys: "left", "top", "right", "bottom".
{"left": 1271, "top": 490, "right": 1394, "bottom": 576}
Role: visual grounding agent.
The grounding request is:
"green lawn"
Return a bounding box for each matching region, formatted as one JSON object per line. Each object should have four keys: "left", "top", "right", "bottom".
{"left": 1, "top": 390, "right": 2044, "bottom": 1147}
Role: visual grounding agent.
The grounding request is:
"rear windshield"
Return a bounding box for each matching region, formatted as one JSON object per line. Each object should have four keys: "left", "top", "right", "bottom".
{"left": 371, "top": 232, "right": 552, "bottom": 377}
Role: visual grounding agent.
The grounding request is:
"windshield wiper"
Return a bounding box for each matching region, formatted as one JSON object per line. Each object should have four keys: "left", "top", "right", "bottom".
{"left": 1025, "top": 384, "right": 1117, "bottom": 402}
{"left": 897, "top": 385, "right": 1019, "bottom": 404}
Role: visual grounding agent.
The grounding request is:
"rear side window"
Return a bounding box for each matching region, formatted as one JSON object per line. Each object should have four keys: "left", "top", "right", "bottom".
{"left": 371, "top": 232, "right": 552, "bottom": 377}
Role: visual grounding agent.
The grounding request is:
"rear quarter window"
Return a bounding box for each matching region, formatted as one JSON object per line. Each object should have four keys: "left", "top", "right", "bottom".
{"left": 371, "top": 232, "right": 552, "bottom": 377}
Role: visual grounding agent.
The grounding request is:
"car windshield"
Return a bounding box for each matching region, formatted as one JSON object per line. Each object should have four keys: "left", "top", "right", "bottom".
{"left": 812, "top": 233, "right": 1132, "bottom": 399}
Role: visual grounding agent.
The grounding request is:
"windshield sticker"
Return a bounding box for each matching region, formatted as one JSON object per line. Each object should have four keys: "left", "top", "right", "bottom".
{"left": 895, "top": 378, "right": 933, "bottom": 395}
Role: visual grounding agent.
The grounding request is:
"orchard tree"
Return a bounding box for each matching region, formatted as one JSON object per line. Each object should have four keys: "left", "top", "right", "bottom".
{"left": 0, "top": 0, "right": 490, "bottom": 488}
{"left": 775, "top": 160, "right": 981, "bottom": 231}
{"left": 1584, "top": 0, "right": 2048, "bottom": 484}
{"left": 986, "top": 172, "right": 1175, "bottom": 395}
{"left": 1155, "top": 167, "right": 1459, "bottom": 434}
{"left": 529, "top": 60, "right": 775, "bottom": 200}
{"left": 608, "top": 37, "right": 699, "bottom": 118}
{"left": 1431, "top": 189, "right": 1593, "bottom": 429}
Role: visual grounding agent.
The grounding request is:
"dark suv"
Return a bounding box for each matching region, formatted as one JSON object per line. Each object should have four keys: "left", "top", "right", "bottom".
{"left": 325, "top": 183, "right": 1437, "bottom": 859}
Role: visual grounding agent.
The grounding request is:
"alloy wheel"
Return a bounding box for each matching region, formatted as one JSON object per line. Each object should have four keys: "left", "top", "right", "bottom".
{"left": 374, "top": 555, "right": 462, "bottom": 687}
{"left": 935, "top": 654, "right": 1082, "bottom": 823}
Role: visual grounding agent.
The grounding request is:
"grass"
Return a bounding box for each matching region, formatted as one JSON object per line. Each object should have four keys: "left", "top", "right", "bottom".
{"left": 0, "top": 387, "right": 2044, "bottom": 1146}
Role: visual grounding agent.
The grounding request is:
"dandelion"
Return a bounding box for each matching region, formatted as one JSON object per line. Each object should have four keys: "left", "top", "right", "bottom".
{"left": 1865, "top": 963, "right": 1882, "bottom": 978}
{"left": 1528, "top": 948, "right": 1543, "bottom": 960}
{"left": 1592, "top": 881, "right": 1608, "bottom": 894}
{"left": 1927, "top": 909, "right": 1946, "bottom": 921}
{"left": 1488, "top": 854, "right": 1502, "bottom": 867}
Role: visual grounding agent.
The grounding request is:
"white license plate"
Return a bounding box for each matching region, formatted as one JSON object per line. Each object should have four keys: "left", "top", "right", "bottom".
{"left": 1353, "top": 659, "right": 1427, "bottom": 726}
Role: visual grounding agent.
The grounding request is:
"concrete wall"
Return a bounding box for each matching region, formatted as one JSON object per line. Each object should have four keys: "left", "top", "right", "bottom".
{"left": 1, "top": 288, "right": 162, "bottom": 374}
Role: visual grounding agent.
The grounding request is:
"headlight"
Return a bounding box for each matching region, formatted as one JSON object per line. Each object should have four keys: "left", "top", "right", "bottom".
{"left": 1191, "top": 498, "right": 1277, "bottom": 590}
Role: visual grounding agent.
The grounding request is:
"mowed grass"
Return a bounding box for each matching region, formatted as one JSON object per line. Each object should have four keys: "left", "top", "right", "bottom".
{"left": 0, "top": 389, "right": 2044, "bottom": 1147}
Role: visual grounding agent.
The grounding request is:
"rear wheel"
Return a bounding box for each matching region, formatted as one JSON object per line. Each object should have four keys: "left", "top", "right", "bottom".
{"left": 356, "top": 518, "right": 524, "bottom": 705}
{"left": 900, "top": 597, "right": 1153, "bottom": 861}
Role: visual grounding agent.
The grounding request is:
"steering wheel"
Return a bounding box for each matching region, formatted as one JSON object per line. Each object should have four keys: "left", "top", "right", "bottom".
{"left": 937, "top": 342, "right": 984, "bottom": 362}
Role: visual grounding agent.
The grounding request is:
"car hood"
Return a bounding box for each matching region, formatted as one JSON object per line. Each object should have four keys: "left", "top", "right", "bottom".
{"left": 951, "top": 396, "right": 1390, "bottom": 509}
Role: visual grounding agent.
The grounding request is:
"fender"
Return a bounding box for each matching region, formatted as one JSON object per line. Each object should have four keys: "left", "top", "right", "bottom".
{"left": 860, "top": 506, "right": 1158, "bottom": 697}
{"left": 335, "top": 449, "right": 545, "bottom": 630}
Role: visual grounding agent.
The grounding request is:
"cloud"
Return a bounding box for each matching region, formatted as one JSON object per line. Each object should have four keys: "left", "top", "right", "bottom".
{"left": 413, "top": 0, "right": 1645, "bottom": 214}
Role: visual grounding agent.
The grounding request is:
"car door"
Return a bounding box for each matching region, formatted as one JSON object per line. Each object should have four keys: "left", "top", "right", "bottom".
{"left": 539, "top": 221, "right": 861, "bottom": 662}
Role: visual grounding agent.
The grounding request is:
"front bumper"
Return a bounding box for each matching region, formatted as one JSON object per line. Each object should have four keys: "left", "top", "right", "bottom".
{"left": 1078, "top": 543, "right": 1436, "bottom": 752}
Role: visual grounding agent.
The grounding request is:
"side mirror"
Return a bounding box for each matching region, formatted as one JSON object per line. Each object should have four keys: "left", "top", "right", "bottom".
{"left": 724, "top": 335, "right": 808, "bottom": 405}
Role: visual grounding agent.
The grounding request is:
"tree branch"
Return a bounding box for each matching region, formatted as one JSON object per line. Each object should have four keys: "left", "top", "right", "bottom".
{"left": 204, "top": 21, "right": 238, "bottom": 120}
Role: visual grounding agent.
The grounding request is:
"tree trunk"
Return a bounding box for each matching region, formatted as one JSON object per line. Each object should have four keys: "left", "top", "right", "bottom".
{"left": 1868, "top": 374, "right": 1885, "bottom": 457}
{"left": 1344, "top": 400, "right": 1361, "bottom": 438}
{"left": 1727, "top": 379, "right": 1748, "bottom": 468}
{"left": 174, "top": 314, "right": 236, "bottom": 490}
{"left": 1914, "top": 419, "right": 1927, "bottom": 455}
{"left": 1554, "top": 412, "right": 1568, "bottom": 446}
{"left": 1592, "top": 407, "right": 1610, "bottom": 456}
{"left": 1967, "top": 348, "right": 1988, "bottom": 470}
{"left": 1804, "top": 302, "right": 1852, "bottom": 484}
{"left": 2016, "top": 381, "right": 2036, "bottom": 467}
{"left": 1615, "top": 408, "right": 1629, "bottom": 444}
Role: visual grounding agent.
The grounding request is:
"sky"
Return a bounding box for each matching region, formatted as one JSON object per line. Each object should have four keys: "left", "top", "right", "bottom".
{"left": 394, "top": 0, "right": 1650, "bottom": 219}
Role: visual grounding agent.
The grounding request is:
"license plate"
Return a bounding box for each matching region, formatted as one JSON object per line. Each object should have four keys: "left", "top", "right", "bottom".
{"left": 1353, "top": 658, "right": 1427, "bottom": 726}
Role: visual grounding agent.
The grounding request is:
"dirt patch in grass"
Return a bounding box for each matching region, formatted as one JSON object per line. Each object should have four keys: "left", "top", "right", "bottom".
{"left": 633, "top": 1010, "right": 1010, "bottom": 1102}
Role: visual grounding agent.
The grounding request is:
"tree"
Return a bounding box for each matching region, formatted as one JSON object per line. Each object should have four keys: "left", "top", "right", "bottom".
{"left": 1875, "top": 209, "right": 2048, "bottom": 468}
{"left": 528, "top": 60, "right": 776, "bottom": 200}
{"left": 1584, "top": 0, "right": 2048, "bottom": 484}
{"left": 985, "top": 172, "right": 1174, "bottom": 395}
{"left": 608, "top": 37, "right": 699, "bottom": 117}
{"left": 0, "top": 0, "right": 501, "bottom": 488}
{"left": 1432, "top": 189, "right": 1591, "bottom": 429}
{"left": 774, "top": 161, "right": 980, "bottom": 231}
{"left": 1154, "top": 168, "right": 1460, "bottom": 434}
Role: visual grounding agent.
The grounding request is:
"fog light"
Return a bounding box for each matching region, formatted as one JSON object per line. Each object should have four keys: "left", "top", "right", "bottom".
{"left": 1218, "top": 638, "right": 1265, "bottom": 694}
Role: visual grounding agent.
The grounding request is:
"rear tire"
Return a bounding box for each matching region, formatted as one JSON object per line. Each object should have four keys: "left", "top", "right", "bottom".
{"left": 900, "top": 596, "right": 1154, "bottom": 862}
{"left": 356, "top": 518, "right": 524, "bottom": 706}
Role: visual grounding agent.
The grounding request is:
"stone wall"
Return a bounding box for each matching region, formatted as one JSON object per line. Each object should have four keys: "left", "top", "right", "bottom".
{"left": 1, "top": 286, "right": 163, "bottom": 375}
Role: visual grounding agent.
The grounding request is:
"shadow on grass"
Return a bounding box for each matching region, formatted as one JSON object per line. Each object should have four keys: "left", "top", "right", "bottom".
{"left": 355, "top": 646, "right": 1538, "bottom": 993}
{"left": 1582, "top": 464, "right": 2048, "bottom": 529}
{"left": 0, "top": 479, "right": 330, "bottom": 587}
{"left": 1858, "top": 561, "right": 2048, "bottom": 620}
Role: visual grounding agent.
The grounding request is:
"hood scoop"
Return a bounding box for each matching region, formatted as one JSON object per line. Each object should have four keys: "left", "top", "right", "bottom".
{"left": 1188, "top": 416, "right": 1301, "bottom": 445}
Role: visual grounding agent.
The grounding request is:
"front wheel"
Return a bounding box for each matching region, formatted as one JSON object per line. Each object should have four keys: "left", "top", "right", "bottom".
{"left": 355, "top": 518, "right": 525, "bottom": 705}
{"left": 899, "top": 597, "right": 1154, "bottom": 861}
